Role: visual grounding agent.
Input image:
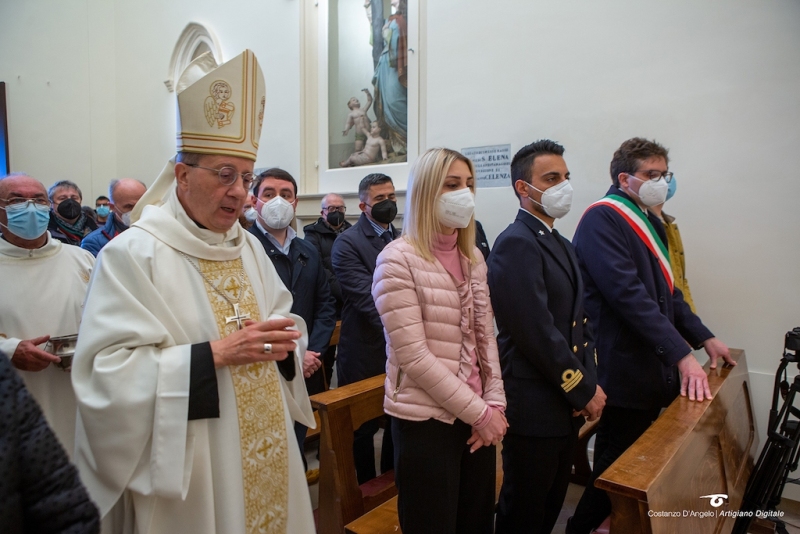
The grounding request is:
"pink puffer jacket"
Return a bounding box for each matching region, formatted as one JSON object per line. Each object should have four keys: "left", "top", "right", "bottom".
{"left": 372, "top": 237, "right": 506, "bottom": 426}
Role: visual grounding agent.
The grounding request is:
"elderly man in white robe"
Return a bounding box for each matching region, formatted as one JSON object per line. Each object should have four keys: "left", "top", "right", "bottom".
{"left": 0, "top": 173, "right": 95, "bottom": 453}
{"left": 72, "top": 50, "right": 316, "bottom": 534}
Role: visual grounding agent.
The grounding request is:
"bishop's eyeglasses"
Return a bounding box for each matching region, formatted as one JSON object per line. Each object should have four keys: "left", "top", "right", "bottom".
{"left": 186, "top": 164, "right": 256, "bottom": 189}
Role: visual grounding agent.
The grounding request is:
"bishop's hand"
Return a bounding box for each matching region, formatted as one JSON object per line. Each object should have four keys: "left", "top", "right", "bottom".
{"left": 12, "top": 335, "right": 60, "bottom": 372}
{"left": 210, "top": 317, "right": 301, "bottom": 368}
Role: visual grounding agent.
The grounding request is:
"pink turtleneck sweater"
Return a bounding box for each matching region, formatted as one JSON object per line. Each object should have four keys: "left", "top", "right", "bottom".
{"left": 431, "top": 232, "right": 499, "bottom": 429}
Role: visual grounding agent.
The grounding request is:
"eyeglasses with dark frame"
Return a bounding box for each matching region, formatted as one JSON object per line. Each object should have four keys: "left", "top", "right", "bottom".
{"left": 323, "top": 206, "right": 347, "bottom": 213}
{"left": 186, "top": 164, "right": 256, "bottom": 189}
{"left": 630, "top": 170, "right": 674, "bottom": 183}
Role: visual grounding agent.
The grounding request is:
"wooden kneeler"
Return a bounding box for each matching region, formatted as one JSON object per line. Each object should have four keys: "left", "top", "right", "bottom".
{"left": 310, "top": 374, "right": 396, "bottom": 534}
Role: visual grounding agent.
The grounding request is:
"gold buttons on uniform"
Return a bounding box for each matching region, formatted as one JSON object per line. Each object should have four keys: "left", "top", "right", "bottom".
{"left": 583, "top": 318, "right": 588, "bottom": 324}
{"left": 573, "top": 345, "right": 578, "bottom": 353}
{"left": 572, "top": 321, "right": 577, "bottom": 327}
{"left": 584, "top": 342, "right": 589, "bottom": 347}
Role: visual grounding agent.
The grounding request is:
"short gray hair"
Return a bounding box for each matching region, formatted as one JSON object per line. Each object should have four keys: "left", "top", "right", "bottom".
{"left": 48, "top": 180, "right": 82, "bottom": 202}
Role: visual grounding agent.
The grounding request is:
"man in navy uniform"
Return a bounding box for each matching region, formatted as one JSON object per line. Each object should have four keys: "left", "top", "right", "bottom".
{"left": 567, "top": 137, "right": 734, "bottom": 534}
{"left": 488, "top": 140, "right": 605, "bottom": 534}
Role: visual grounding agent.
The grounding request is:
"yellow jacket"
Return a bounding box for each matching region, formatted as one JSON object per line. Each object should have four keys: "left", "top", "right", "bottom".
{"left": 661, "top": 212, "right": 696, "bottom": 313}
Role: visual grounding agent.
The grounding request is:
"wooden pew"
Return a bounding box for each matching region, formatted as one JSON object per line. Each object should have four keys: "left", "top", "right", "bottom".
{"left": 307, "top": 321, "right": 343, "bottom": 443}
{"left": 595, "top": 348, "right": 757, "bottom": 534}
{"left": 311, "top": 374, "right": 397, "bottom": 534}
{"left": 345, "top": 418, "right": 600, "bottom": 534}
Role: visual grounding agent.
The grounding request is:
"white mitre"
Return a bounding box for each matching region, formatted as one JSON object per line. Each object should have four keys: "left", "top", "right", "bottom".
{"left": 131, "top": 49, "right": 266, "bottom": 223}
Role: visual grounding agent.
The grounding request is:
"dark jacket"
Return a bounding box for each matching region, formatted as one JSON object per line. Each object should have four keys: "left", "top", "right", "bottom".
{"left": 47, "top": 212, "right": 98, "bottom": 246}
{"left": 475, "top": 220, "right": 491, "bottom": 261}
{"left": 0, "top": 352, "right": 100, "bottom": 534}
{"left": 80, "top": 215, "right": 127, "bottom": 257}
{"left": 248, "top": 226, "right": 337, "bottom": 356}
{"left": 573, "top": 186, "right": 713, "bottom": 410}
{"left": 488, "top": 211, "right": 596, "bottom": 437}
{"left": 303, "top": 217, "right": 352, "bottom": 314}
{"left": 331, "top": 212, "right": 397, "bottom": 385}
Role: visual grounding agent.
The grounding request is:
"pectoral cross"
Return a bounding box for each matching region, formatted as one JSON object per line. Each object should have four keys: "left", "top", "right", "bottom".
{"left": 225, "top": 303, "right": 251, "bottom": 330}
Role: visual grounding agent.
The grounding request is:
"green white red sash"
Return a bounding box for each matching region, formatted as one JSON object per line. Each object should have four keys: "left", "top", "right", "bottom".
{"left": 584, "top": 194, "right": 674, "bottom": 293}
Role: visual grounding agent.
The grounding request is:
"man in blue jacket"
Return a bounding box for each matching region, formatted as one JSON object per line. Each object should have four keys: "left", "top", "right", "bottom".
{"left": 248, "top": 168, "right": 336, "bottom": 482}
{"left": 567, "top": 138, "right": 734, "bottom": 534}
{"left": 331, "top": 173, "right": 398, "bottom": 484}
{"left": 81, "top": 178, "right": 146, "bottom": 256}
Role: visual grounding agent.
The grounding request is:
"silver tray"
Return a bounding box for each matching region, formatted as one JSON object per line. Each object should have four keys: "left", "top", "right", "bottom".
{"left": 44, "top": 334, "right": 78, "bottom": 371}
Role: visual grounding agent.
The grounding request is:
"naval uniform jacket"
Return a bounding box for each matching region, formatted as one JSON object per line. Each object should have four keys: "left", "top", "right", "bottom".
{"left": 573, "top": 186, "right": 713, "bottom": 410}
{"left": 488, "top": 210, "right": 596, "bottom": 437}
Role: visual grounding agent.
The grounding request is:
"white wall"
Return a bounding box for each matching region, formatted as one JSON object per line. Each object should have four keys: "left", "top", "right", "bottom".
{"left": 0, "top": 0, "right": 116, "bottom": 199}
{"left": 0, "top": 0, "right": 301, "bottom": 199}
{"left": 423, "top": 0, "right": 800, "bottom": 463}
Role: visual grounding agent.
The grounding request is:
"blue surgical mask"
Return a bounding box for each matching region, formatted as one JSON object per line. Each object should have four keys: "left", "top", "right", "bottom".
{"left": 665, "top": 176, "right": 677, "bottom": 202}
{"left": 96, "top": 205, "right": 110, "bottom": 217}
{"left": 0, "top": 201, "right": 51, "bottom": 240}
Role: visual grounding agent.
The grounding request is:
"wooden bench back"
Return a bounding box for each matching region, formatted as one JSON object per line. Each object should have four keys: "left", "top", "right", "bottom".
{"left": 311, "top": 374, "right": 396, "bottom": 534}
{"left": 596, "top": 349, "right": 757, "bottom": 534}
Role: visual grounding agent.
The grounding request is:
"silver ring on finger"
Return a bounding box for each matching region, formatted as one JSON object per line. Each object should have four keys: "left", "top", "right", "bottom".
{"left": 263, "top": 343, "right": 273, "bottom": 354}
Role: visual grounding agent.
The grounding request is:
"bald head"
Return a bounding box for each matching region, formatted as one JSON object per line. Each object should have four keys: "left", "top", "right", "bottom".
{"left": 0, "top": 173, "right": 47, "bottom": 199}
{"left": 321, "top": 193, "right": 345, "bottom": 209}
{"left": 109, "top": 178, "right": 147, "bottom": 219}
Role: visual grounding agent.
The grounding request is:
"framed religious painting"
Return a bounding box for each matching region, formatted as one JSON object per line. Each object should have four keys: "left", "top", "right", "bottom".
{"left": 316, "top": 0, "right": 420, "bottom": 193}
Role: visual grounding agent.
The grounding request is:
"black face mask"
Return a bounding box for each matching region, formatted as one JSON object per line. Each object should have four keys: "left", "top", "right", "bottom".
{"left": 326, "top": 211, "right": 345, "bottom": 227}
{"left": 367, "top": 199, "right": 397, "bottom": 225}
{"left": 56, "top": 198, "right": 83, "bottom": 220}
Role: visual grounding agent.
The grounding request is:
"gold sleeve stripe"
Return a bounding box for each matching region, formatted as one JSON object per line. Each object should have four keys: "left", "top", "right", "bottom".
{"left": 561, "top": 369, "right": 584, "bottom": 393}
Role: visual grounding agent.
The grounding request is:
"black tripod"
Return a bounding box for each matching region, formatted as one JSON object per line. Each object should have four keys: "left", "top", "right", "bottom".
{"left": 733, "top": 328, "right": 800, "bottom": 534}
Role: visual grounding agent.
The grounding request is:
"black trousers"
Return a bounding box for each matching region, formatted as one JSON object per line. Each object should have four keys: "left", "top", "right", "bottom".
{"left": 495, "top": 428, "right": 579, "bottom": 534}
{"left": 322, "top": 344, "right": 337, "bottom": 387}
{"left": 568, "top": 406, "right": 661, "bottom": 534}
{"left": 392, "top": 417, "right": 496, "bottom": 534}
{"left": 353, "top": 416, "right": 394, "bottom": 484}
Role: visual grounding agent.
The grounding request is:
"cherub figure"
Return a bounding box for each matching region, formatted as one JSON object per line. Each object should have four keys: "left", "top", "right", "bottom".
{"left": 204, "top": 80, "right": 235, "bottom": 128}
{"left": 342, "top": 88, "right": 373, "bottom": 151}
{"left": 340, "top": 121, "right": 388, "bottom": 167}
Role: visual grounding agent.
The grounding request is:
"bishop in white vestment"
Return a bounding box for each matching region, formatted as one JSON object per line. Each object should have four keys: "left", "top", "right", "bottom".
{"left": 0, "top": 173, "right": 95, "bottom": 454}
{"left": 72, "top": 50, "right": 316, "bottom": 534}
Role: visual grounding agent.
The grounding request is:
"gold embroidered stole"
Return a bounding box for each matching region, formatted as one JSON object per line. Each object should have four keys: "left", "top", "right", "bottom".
{"left": 197, "top": 257, "right": 289, "bottom": 534}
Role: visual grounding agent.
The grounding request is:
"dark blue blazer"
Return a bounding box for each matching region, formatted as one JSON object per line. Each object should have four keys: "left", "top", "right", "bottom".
{"left": 573, "top": 186, "right": 713, "bottom": 410}
{"left": 248, "top": 226, "right": 336, "bottom": 355}
{"left": 488, "top": 210, "right": 597, "bottom": 437}
{"left": 331, "top": 212, "right": 397, "bottom": 386}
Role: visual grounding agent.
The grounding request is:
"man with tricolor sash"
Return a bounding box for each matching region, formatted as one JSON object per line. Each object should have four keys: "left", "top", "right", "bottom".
{"left": 566, "top": 137, "right": 734, "bottom": 534}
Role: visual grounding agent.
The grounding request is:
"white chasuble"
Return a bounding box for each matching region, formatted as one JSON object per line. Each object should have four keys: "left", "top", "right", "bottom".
{"left": 0, "top": 234, "right": 95, "bottom": 454}
{"left": 72, "top": 188, "right": 315, "bottom": 534}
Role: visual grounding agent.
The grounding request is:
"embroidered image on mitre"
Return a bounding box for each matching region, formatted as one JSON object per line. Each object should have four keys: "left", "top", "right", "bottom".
{"left": 176, "top": 49, "right": 266, "bottom": 161}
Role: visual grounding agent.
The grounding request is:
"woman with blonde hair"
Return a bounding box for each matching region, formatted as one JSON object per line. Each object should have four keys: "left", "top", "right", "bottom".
{"left": 372, "top": 147, "right": 507, "bottom": 533}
